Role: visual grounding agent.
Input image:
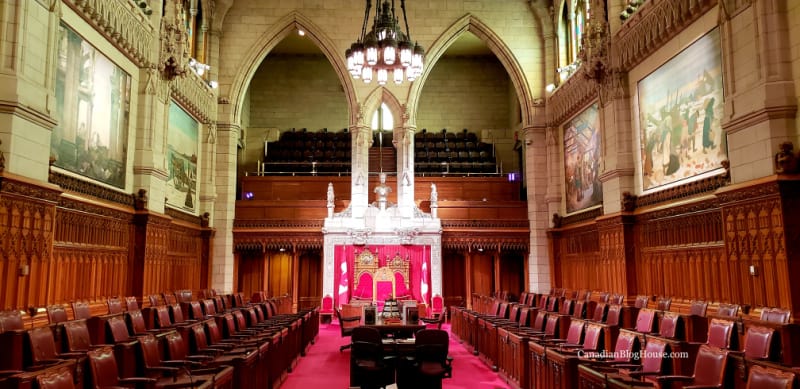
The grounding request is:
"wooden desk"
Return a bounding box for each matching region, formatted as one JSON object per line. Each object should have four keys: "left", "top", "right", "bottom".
{"left": 360, "top": 317, "right": 425, "bottom": 337}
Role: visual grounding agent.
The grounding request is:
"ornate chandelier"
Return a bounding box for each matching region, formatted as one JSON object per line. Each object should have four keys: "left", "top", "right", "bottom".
{"left": 346, "top": 0, "right": 425, "bottom": 85}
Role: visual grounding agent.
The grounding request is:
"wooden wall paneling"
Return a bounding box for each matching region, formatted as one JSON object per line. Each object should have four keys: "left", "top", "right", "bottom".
{"left": 237, "top": 251, "right": 265, "bottom": 297}
{"left": 442, "top": 250, "right": 466, "bottom": 301}
{"left": 471, "top": 252, "right": 494, "bottom": 296}
{"left": 268, "top": 252, "right": 292, "bottom": 297}
{"left": 297, "top": 251, "right": 321, "bottom": 305}
{"left": 717, "top": 177, "right": 799, "bottom": 317}
{"left": 498, "top": 252, "right": 524, "bottom": 297}
{"left": 0, "top": 174, "right": 60, "bottom": 309}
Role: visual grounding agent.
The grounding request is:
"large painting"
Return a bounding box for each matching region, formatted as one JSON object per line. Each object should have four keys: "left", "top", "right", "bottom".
{"left": 638, "top": 28, "right": 725, "bottom": 191}
{"left": 52, "top": 23, "right": 130, "bottom": 188}
{"left": 564, "top": 103, "right": 602, "bottom": 214}
{"left": 166, "top": 101, "right": 199, "bottom": 212}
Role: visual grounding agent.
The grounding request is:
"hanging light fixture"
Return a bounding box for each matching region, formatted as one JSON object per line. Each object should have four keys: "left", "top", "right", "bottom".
{"left": 346, "top": 0, "right": 424, "bottom": 85}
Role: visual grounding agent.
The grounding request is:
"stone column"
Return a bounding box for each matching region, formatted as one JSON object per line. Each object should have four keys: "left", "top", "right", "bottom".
{"left": 523, "top": 123, "right": 551, "bottom": 294}
{"left": 599, "top": 71, "right": 635, "bottom": 214}
{"left": 210, "top": 122, "right": 240, "bottom": 293}
{"left": 350, "top": 124, "right": 371, "bottom": 219}
{"left": 721, "top": 0, "right": 797, "bottom": 184}
{"left": 395, "top": 126, "right": 416, "bottom": 217}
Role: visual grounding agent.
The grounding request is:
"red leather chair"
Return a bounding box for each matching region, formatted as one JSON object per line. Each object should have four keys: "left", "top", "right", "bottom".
{"left": 573, "top": 300, "right": 587, "bottom": 319}
{"left": 760, "top": 307, "right": 791, "bottom": 324}
{"left": 162, "top": 331, "right": 235, "bottom": 384}
{"left": 609, "top": 337, "right": 673, "bottom": 385}
{"left": 658, "top": 311, "right": 684, "bottom": 339}
{"left": 716, "top": 303, "right": 740, "bottom": 318}
{"left": 430, "top": 294, "right": 444, "bottom": 319}
{"left": 634, "top": 308, "right": 658, "bottom": 334}
{"left": 151, "top": 305, "right": 173, "bottom": 329}
{"left": 590, "top": 302, "right": 609, "bottom": 322}
{"left": 0, "top": 310, "right": 26, "bottom": 371}
{"left": 652, "top": 344, "right": 729, "bottom": 388}
{"left": 335, "top": 308, "right": 360, "bottom": 352}
{"left": 605, "top": 304, "right": 623, "bottom": 326}
{"left": 124, "top": 297, "right": 139, "bottom": 312}
{"left": 557, "top": 321, "right": 604, "bottom": 353}
{"left": 200, "top": 299, "right": 217, "bottom": 317}
{"left": 106, "top": 298, "right": 124, "bottom": 315}
{"left": 46, "top": 305, "right": 69, "bottom": 324}
{"left": 580, "top": 330, "right": 641, "bottom": 365}
{"left": 36, "top": 366, "right": 77, "bottom": 389}
{"left": 543, "top": 318, "right": 584, "bottom": 347}
{"left": 746, "top": 365, "right": 795, "bottom": 389}
{"left": 689, "top": 300, "right": 708, "bottom": 316}
{"left": 162, "top": 293, "right": 177, "bottom": 306}
{"left": 707, "top": 318, "right": 737, "bottom": 349}
{"left": 71, "top": 301, "right": 91, "bottom": 321}
{"left": 62, "top": 320, "right": 111, "bottom": 352}
{"left": 319, "top": 295, "right": 334, "bottom": 324}
{"left": 740, "top": 325, "right": 780, "bottom": 360}
{"left": 146, "top": 295, "right": 161, "bottom": 307}
{"left": 26, "top": 326, "right": 87, "bottom": 368}
{"left": 656, "top": 296, "right": 672, "bottom": 311}
{"left": 403, "top": 329, "right": 452, "bottom": 389}
{"left": 634, "top": 295, "right": 651, "bottom": 309}
{"left": 86, "top": 346, "right": 155, "bottom": 389}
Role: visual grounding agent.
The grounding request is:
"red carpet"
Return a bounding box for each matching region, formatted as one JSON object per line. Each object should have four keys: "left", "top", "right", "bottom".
{"left": 281, "top": 322, "right": 510, "bottom": 389}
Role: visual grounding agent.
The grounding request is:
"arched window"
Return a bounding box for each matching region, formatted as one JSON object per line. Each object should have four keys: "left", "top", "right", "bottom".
{"left": 556, "top": 0, "right": 589, "bottom": 84}
{"left": 181, "top": 0, "right": 210, "bottom": 77}
{"left": 371, "top": 103, "right": 394, "bottom": 132}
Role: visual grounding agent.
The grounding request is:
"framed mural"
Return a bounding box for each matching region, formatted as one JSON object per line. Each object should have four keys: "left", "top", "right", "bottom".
{"left": 638, "top": 28, "right": 725, "bottom": 191}
{"left": 166, "top": 101, "right": 199, "bottom": 213}
{"left": 51, "top": 22, "right": 130, "bottom": 188}
{"left": 564, "top": 103, "right": 602, "bottom": 214}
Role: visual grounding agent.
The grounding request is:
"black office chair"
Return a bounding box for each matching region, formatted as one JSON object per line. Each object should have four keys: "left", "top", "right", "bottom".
{"left": 404, "top": 329, "right": 452, "bottom": 389}
{"left": 336, "top": 308, "right": 361, "bottom": 352}
{"left": 350, "top": 327, "right": 395, "bottom": 389}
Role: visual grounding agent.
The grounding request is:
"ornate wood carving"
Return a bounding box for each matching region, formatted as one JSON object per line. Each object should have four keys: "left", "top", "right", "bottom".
{"left": 165, "top": 206, "right": 202, "bottom": 225}
{"left": 717, "top": 178, "right": 800, "bottom": 312}
{"left": 65, "top": 0, "right": 155, "bottom": 66}
{"left": 49, "top": 170, "right": 136, "bottom": 207}
{"left": 635, "top": 165, "right": 730, "bottom": 208}
{"left": 613, "top": 0, "right": 717, "bottom": 71}
{"left": 0, "top": 174, "right": 60, "bottom": 308}
{"left": 559, "top": 207, "right": 603, "bottom": 227}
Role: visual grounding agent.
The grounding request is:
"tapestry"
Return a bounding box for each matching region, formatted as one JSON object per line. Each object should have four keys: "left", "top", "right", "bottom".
{"left": 52, "top": 22, "right": 130, "bottom": 188}
{"left": 638, "top": 28, "right": 725, "bottom": 191}
{"left": 166, "top": 101, "right": 199, "bottom": 212}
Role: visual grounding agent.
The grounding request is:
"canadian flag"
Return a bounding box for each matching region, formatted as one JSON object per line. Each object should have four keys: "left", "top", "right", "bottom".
{"left": 338, "top": 258, "right": 349, "bottom": 308}
{"left": 420, "top": 256, "right": 429, "bottom": 305}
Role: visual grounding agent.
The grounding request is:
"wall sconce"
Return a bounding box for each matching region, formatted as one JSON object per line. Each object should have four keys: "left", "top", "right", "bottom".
{"left": 243, "top": 192, "right": 254, "bottom": 200}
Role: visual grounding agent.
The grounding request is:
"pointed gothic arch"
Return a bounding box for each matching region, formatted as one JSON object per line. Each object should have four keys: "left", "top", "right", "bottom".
{"left": 223, "top": 11, "right": 357, "bottom": 126}
{"left": 406, "top": 14, "right": 535, "bottom": 127}
{"left": 361, "top": 88, "right": 405, "bottom": 131}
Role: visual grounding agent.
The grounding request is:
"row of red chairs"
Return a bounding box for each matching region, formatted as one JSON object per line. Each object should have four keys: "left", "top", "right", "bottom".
{"left": 452, "top": 290, "right": 799, "bottom": 389}
{"left": 0, "top": 292, "right": 318, "bottom": 389}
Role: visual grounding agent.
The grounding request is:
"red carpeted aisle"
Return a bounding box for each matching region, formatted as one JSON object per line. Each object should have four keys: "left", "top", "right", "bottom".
{"left": 281, "top": 322, "right": 509, "bottom": 389}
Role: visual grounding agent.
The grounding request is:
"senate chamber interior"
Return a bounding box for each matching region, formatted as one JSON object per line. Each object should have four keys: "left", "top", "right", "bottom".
{"left": 1, "top": 0, "right": 800, "bottom": 388}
